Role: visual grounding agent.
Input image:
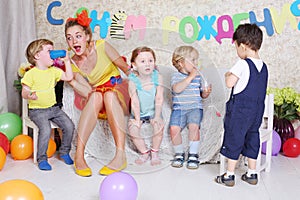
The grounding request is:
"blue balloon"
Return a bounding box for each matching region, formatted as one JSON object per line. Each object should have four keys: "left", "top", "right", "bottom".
{"left": 99, "top": 172, "right": 138, "bottom": 200}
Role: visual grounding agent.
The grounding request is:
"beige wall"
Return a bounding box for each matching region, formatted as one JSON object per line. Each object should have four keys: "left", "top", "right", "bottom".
{"left": 34, "top": 0, "right": 300, "bottom": 91}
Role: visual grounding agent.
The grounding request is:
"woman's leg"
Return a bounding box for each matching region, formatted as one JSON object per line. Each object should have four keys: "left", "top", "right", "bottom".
{"left": 103, "top": 91, "right": 127, "bottom": 169}
{"left": 75, "top": 92, "right": 103, "bottom": 169}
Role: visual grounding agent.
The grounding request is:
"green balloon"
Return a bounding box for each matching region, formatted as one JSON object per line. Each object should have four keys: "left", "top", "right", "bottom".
{"left": 0, "top": 112, "right": 22, "bottom": 141}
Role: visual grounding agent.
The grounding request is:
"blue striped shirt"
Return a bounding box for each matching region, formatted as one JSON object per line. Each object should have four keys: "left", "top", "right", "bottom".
{"left": 171, "top": 72, "right": 203, "bottom": 110}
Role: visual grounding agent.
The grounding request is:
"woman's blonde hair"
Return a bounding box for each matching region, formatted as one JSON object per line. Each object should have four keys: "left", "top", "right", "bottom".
{"left": 64, "top": 19, "right": 93, "bottom": 44}
{"left": 26, "top": 39, "right": 53, "bottom": 65}
{"left": 172, "top": 46, "right": 198, "bottom": 71}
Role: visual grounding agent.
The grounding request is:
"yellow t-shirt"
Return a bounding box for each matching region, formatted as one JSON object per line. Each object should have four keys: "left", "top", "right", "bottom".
{"left": 21, "top": 67, "right": 63, "bottom": 109}
{"left": 71, "top": 40, "right": 120, "bottom": 87}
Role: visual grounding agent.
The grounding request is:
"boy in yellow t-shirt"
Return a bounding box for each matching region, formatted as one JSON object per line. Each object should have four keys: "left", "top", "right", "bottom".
{"left": 21, "top": 39, "right": 74, "bottom": 171}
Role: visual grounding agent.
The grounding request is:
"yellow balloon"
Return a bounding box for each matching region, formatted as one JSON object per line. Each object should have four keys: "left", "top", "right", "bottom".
{"left": 0, "top": 179, "right": 44, "bottom": 200}
{"left": 11, "top": 135, "right": 33, "bottom": 160}
{"left": 0, "top": 147, "right": 6, "bottom": 170}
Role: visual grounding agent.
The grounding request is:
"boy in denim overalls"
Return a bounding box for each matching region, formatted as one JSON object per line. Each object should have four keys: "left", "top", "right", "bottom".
{"left": 215, "top": 23, "right": 268, "bottom": 187}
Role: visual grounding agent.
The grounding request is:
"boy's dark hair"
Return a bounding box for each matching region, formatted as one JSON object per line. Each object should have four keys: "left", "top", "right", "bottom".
{"left": 233, "top": 23, "right": 263, "bottom": 51}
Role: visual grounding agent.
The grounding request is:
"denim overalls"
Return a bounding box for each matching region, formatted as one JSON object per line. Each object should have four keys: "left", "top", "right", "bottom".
{"left": 220, "top": 58, "right": 268, "bottom": 160}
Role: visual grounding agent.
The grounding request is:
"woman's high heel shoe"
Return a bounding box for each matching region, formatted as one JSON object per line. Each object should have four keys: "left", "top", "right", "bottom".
{"left": 74, "top": 163, "right": 92, "bottom": 177}
{"left": 99, "top": 162, "right": 127, "bottom": 176}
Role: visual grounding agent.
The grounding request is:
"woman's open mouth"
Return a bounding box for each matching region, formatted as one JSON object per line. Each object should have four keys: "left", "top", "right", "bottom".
{"left": 74, "top": 45, "right": 81, "bottom": 53}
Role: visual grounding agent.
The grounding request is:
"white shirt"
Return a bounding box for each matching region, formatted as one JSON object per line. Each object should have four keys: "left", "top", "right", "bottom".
{"left": 230, "top": 57, "right": 264, "bottom": 95}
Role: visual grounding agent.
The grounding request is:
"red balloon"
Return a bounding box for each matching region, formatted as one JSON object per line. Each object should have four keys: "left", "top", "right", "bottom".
{"left": 0, "top": 132, "right": 9, "bottom": 154}
{"left": 282, "top": 138, "right": 300, "bottom": 158}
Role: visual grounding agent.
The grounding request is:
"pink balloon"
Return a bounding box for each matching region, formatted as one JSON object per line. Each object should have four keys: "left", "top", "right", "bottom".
{"left": 295, "top": 126, "right": 300, "bottom": 140}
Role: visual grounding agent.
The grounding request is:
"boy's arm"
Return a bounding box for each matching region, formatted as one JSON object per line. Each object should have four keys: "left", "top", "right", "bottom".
{"left": 21, "top": 84, "right": 37, "bottom": 100}
{"left": 59, "top": 54, "right": 73, "bottom": 81}
{"left": 172, "top": 68, "right": 197, "bottom": 93}
{"left": 225, "top": 71, "right": 239, "bottom": 88}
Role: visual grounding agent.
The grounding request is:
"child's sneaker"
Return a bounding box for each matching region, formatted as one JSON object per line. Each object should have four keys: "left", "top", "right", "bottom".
{"left": 215, "top": 173, "right": 235, "bottom": 187}
{"left": 241, "top": 173, "right": 258, "bottom": 185}
{"left": 38, "top": 160, "right": 52, "bottom": 171}
{"left": 60, "top": 154, "right": 74, "bottom": 165}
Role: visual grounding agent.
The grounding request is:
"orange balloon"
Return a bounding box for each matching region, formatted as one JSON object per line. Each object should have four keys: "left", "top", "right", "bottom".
{"left": 47, "top": 138, "right": 56, "bottom": 158}
{"left": 0, "top": 179, "right": 44, "bottom": 200}
{"left": 11, "top": 135, "right": 33, "bottom": 160}
{"left": 0, "top": 147, "right": 6, "bottom": 170}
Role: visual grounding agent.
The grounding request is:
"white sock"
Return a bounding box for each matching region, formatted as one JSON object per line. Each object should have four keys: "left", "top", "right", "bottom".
{"left": 225, "top": 170, "right": 234, "bottom": 177}
{"left": 189, "top": 141, "right": 200, "bottom": 154}
{"left": 247, "top": 169, "right": 256, "bottom": 176}
{"left": 173, "top": 144, "right": 184, "bottom": 154}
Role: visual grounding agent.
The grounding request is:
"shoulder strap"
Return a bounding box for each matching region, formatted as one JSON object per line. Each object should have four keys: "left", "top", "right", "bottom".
{"left": 152, "top": 70, "right": 159, "bottom": 87}
{"left": 128, "top": 73, "right": 142, "bottom": 90}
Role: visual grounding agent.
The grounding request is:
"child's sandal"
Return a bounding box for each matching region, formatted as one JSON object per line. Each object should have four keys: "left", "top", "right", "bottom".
{"left": 135, "top": 150, "right": 150, "bottom": 165}
{"left": 186, "top": 153, "right": 200, "bottom": 169}
{"left": 171, "top": 153, "right": 185, "bottom": 168}
{"left": 215, "top": 173, "right": 235, "bottom": 187}
{"left": 150, "top": 149, "right": 161, "bottom": 166}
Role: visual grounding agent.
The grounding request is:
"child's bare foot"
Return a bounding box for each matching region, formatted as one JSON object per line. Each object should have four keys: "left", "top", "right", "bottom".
{"left": 135, "top": 150, "right": 150, "bottom": 165}
{"left": 151, "top": 149, "right": 161, "bottom": 165}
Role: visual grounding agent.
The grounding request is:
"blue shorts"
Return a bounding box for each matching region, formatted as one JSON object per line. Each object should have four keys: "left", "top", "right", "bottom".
{"left": 169, "top": 109, "right": 203, "bottom": 129}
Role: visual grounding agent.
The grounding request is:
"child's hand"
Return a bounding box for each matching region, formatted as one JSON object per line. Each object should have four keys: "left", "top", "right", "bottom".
{"left": 60, "top": 50, "right": 70, "bottom": 63}
{"left": 189, "top": 67, "right": 199, "bottom": 79}
{"left": 28, "top": 91, "right": 38, "bottom": 100}
{"left": 204, "top": 84, "right": 212, "bottom": 93}
{"left": 129, "top": 119, "right": 142, "bottom": 128}
{"left": 202, "top": 84, "right": 212, "bottom": 98}
{"left": 150, "top": 117, "right": 164, "bottom": 128}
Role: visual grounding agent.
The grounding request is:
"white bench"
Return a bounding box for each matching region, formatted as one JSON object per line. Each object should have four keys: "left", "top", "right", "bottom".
{"left": 62, "top": 66, "right": 227, "bottom": 165}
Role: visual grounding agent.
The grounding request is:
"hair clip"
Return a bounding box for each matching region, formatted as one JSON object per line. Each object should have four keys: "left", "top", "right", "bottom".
{"left": 67, "top": 10, "right": 92, "bottom": 27}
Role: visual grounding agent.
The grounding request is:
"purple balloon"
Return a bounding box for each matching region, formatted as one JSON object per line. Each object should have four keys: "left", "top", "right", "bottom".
{"left": 262, "top": 130, "right": 282, "bottom": 156}
{"left": 99, "top": 172, "right": 138, "bottom": 200}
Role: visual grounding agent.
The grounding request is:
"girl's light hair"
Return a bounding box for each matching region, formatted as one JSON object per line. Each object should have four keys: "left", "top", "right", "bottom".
{"left": 172, "top": 46, "right": 198, "bottom": 72}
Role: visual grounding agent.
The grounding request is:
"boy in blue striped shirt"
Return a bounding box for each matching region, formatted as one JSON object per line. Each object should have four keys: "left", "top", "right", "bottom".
{"left": 169, "top": 46, "right": 211, "bottom": 169}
